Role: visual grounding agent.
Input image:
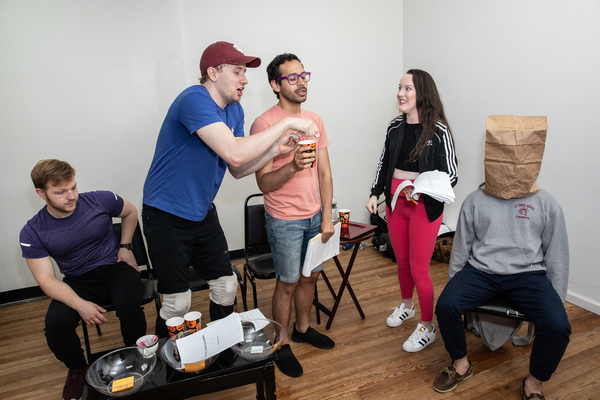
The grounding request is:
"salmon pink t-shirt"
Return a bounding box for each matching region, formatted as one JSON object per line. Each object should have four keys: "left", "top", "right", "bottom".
{"left": 249, "top": 105, "right": 329, "bottom": 220}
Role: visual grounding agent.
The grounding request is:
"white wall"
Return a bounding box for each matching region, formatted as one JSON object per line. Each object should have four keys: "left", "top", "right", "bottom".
{"left": 404, "top": 0, "right": 600, "bottom": 313}
{"left": 0, "top": 0, "right": 186, "bottom": 292}
{"left": 178, "top": 0, "right": 403, "bottom": 253}
{"left": 4, "top": 0, "right": 598, "bottom": 316}
{"left": 0, "top": 0, "right": 402, "bottom": 293}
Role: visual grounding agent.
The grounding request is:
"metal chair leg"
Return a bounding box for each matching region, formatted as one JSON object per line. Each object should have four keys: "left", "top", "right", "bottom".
{"left": 242, "top": 267, "right": 249, "bottom": 311}
{"left": 251, "top": 277, "right": 258, "bottom": 310}
{"left": 314, "top": 281, "right": 321, "bottom": 325}
{"left": 82, "top": 320, "right": 92, "bottom": 363}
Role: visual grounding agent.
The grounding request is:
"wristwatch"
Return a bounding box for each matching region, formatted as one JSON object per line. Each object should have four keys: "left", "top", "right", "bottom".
{"left": 120, "top": 243, "right": 132, "bottom": 251}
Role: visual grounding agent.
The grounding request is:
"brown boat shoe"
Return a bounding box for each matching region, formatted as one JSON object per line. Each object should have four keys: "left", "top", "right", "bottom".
{"left": 433, "top": 361, "right": 473, "bottom": 393}
{"left": 521, "top": 378, "right": 545, "bottom": 399}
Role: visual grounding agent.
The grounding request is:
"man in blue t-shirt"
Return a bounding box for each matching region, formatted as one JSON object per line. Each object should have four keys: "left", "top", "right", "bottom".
{"left": 142, "top": 41, "right": 320, "bottom": 337}
{"left": 20, "top": 159, "right": 146, "bottom": 400}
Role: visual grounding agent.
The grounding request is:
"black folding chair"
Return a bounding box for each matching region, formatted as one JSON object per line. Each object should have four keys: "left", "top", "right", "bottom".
{"left": 466, "top": 294, "right": 534, "bottom": 346}
{"left": 242, "top": 194, "right": 276, "bottom": 311}
{"left": 473, "top": 295, "right": 529, "bottom": 321}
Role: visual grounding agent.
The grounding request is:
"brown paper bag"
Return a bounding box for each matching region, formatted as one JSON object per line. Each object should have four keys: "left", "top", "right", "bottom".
{"left": 481, "top": 115, "right": 547, "bottom": 200}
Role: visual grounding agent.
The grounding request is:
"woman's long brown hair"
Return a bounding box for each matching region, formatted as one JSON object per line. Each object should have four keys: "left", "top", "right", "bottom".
{"left": 405, "top": 69, "right": 453, "bottom": 162}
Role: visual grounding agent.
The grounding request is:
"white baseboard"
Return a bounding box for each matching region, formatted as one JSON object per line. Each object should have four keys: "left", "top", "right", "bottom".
{"left": 566, "top": 291, "right": 600, "bottom": 316}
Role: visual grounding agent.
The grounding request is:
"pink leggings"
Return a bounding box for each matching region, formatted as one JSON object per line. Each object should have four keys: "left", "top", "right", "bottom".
{"left": 386, "top": 177, "right": 442, "bottom": 322}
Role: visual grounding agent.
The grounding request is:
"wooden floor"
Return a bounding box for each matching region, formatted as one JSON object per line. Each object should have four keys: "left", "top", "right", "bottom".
{"left": 1, "top": 245, "right": 599, "bottom": 400}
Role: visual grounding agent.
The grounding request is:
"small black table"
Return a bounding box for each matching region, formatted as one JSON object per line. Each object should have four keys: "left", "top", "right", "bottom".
{"left": 314, "top": 225, "right": 376, "bottom": 330}
{"left": 83, "top": 339, "right": 277, "bottom": 400}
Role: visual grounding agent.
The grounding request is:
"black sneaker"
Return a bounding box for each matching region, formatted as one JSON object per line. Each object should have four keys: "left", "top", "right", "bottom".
{"left": 274, "top": 344, "right": 303, "bottom": 378}
{"left": 63, "top": 366, "right": 87, "bottom": 400}
{"left": 291, "top": 323, "right": 335, "bottom": 349}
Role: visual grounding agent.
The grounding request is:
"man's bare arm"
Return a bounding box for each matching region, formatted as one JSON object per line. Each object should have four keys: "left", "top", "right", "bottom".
{"left": 255, "top": 145, "right": 314, "bottom": 193}
{"left": 116, "top": 198, "right": 140, "bottom": 272}
{"left": 229, "top": 133, "right": 300, "bottom": 179}
{"left": 26, "top": 257, "right": 108, "bottom": 325}
{"left": 197, "top": 117, "right": 318, "bottom": 168}
{"left": 317, "top": 148, "right": 335, "bottom": 243}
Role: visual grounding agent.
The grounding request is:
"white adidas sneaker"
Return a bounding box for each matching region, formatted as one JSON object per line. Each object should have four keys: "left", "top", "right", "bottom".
{"left": 402, "top": 323, "right": 436, "bottom": 352}
{"left": 385, "top": 303, "right": 415, "bottom": 327}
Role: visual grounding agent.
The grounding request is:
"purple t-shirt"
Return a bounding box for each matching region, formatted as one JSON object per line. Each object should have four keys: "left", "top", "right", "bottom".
{"left": 20, "top": 191, "right": 124, "bottom": 277}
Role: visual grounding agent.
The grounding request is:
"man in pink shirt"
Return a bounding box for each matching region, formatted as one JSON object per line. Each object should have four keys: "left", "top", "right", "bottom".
{"left": 249, "top": 53, "right": 335, "bottom": 378}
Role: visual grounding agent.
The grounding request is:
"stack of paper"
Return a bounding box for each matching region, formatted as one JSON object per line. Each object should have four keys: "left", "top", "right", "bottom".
{"left": 176, "top": 312, "right": 243, "bottom": 364}
{"left": 391, "top": 170, "right": 455, "bottom": 211}
{"left": 302, "top": 222, "right": 341, "bottom": 277}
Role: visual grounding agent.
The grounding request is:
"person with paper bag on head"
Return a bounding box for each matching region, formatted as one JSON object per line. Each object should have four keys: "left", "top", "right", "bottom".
{"left": 366, "top": 69, "right": 458, "bottom": 353}
{"left": 434, "top": 116, "right": 570, "bottom": 400}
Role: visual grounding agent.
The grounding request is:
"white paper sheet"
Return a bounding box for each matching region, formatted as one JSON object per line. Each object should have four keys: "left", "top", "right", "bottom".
{"left": 302, "top": 222, "right": 341, "bottom": 277}
{"left": 176, "top": 312, "right": 243, "bottom": 364}
{"left": 238, "top": 308, "right": 269, "bottom": 331}
{"left": 390, "top": 170, "right": 455, "bottom": 211}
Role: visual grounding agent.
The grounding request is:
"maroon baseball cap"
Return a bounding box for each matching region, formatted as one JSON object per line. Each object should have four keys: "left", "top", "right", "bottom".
{"left": 200, "top": 42, "right": 261, "bottom": 75}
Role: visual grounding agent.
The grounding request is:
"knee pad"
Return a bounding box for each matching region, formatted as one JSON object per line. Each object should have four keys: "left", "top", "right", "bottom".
{"left": 159, "top": 290, "right": 191, "bottom": 320}
{"left": 208, "top": 273, "right": 238, "bottom": 306}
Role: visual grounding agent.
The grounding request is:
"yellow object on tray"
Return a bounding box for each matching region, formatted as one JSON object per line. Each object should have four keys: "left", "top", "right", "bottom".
{"left": 111, "top": 376, "right": 134, "bottom": 392}
{"left": 184, "top": 360, "right": 206, "bottom": 373}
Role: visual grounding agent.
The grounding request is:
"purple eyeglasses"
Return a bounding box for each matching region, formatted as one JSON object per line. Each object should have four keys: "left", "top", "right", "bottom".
{"left": 276, "top": 72, "right": 311, "bottom": 85}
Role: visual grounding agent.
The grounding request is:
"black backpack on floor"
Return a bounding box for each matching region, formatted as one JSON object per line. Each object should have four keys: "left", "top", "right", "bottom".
{"left": 370, "top": 210, "right": 396, "bottom": 262}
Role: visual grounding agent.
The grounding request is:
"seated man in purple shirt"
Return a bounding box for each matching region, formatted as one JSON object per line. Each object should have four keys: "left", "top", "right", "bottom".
{"left": 19, "top": 159, "right": 146, "bottom": 400}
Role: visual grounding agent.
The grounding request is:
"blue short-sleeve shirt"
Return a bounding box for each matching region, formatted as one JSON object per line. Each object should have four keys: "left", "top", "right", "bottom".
{"left": 143, "top": 85, "right": 245, "bottom": 221}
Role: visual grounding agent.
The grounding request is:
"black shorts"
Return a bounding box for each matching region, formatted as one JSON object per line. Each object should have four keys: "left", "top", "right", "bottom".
{"left": 142, "top": 204, "right": 232, "bottom": 294}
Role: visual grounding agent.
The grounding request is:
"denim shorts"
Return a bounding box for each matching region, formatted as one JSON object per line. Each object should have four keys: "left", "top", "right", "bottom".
{"left": 265, "top": 210, "right": 323, "bottom": 283}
